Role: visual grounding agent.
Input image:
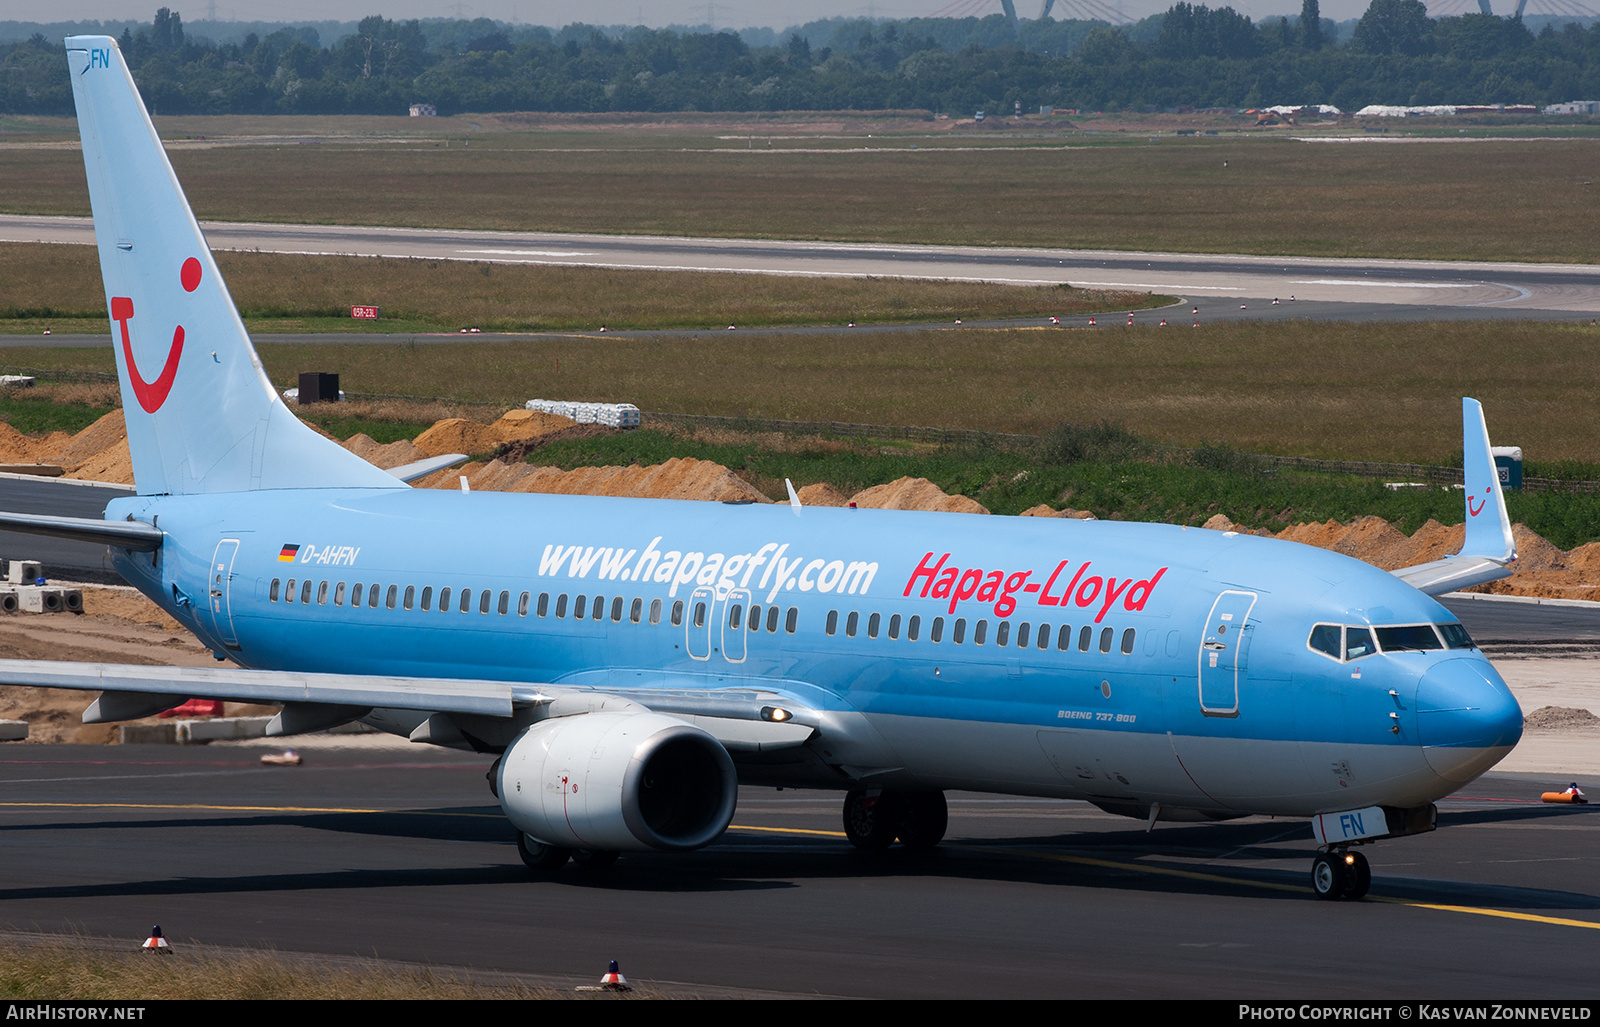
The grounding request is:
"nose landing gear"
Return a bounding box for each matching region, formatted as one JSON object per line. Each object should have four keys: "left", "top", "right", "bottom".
{"left": 1311, "top": 848, "right": 1371, "bottom": 901}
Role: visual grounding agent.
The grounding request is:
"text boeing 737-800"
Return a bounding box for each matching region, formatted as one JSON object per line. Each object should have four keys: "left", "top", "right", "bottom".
{"left": 0, "top": 36, "right": 1525, "bottom": 900}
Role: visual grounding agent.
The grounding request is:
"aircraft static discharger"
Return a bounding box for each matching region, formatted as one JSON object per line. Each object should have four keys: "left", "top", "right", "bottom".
{"left": 0, "top": 36, "right": 1525, "bottom": 900}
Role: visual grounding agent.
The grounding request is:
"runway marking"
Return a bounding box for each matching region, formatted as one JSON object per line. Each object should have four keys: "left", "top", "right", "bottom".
{"left": 730, "top": 824, "right": 847, "bottom": 837}
{"left": 0, "top": 801, "right": 500, "bottom": 818}
{"left": 729, "top": 825, "right": 1600, "bottom": 930}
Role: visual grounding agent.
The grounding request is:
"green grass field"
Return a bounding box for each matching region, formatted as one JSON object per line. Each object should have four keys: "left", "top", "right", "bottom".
{"left": 10, "top": 319, "right": 1600, "bottom": 463}
{"left": 0, "top": 243, "right": 1156, "bottom": 334}
{"left": 3, "top": 126, "right": 1597, "bottom": 262}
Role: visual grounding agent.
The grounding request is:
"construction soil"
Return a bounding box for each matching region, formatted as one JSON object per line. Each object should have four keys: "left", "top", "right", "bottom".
{"left": 5, "top": 405, "right": 1596, "bottom": 602}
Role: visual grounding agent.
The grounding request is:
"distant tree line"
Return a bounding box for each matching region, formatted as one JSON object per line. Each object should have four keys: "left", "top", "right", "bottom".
{"left": 2, "top": 3, "right": 1598, "bottom": 118}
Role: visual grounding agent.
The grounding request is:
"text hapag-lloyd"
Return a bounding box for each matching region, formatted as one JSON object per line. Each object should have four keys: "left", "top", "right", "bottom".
{"left": 904, "top": 552, "right": 1168, "bottom": 622}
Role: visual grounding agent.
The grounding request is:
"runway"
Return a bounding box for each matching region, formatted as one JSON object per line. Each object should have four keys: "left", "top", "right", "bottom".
{"left": 4, "top": 213, "right": 1598, "bottom": 317}
{"left": 0, "top": 743, "right": 1594, "bottom": 998}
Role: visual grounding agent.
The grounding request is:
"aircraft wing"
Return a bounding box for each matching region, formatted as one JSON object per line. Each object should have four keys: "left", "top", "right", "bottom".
{"left": 0, "top": 511, "right": 163, "bottom": 551}
{"left": 1390, "top": 397, "right": 1516, "bottom": 597}
{"left": 0, "top": 658, "right": 817, "bottom": 748}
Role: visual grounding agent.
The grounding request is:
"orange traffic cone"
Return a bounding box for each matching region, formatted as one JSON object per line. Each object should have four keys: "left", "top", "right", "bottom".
{"left": 142, "top": 926, "right": 171, "bottom": 953}
{"left": 600, "top": 960, "right": 631, "bottom": 991}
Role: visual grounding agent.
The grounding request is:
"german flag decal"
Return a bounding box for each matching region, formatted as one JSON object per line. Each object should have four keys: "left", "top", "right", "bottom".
{"left": 277, "top": 543, "right": 300, "bottom": 563}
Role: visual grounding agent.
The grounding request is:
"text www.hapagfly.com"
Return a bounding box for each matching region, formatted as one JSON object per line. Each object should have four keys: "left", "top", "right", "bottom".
{"left": 539, "top": 537, "right": 876, "bottom": 603}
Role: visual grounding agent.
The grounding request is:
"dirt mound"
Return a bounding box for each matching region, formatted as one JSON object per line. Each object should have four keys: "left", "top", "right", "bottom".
{"left": 1380, "top": 519, "right": 1463, "bottom": 569}
{"left": 796, "top": 483, "right": 851, "bottom": 507}
{"left": 412, "top": 418, "right": 505, "bottom": 457}
{"left": 426, "top": 455, "right": 769, "bottom": 504}
{"left": 42, "top": 410, "right": 125, "bottom": 471}
{"left": 848, "top": 477, "right": 989, "bottom": 515}
{"left": 64, "top": 440, "right": 133, "bottom": 485}
{"left": 1523, "top": 706, "right": 1600, "bottom": 731}
{"left": 1511, "top": 524, "right": 1567, "bottom": 573}
{"left": 342, "top": 433, "right": 428, "bottom": 470}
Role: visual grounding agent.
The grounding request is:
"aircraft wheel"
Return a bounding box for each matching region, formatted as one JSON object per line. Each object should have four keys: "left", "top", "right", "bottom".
{"left": 1310, "top": 853, "right": 1347, "bottom": 900}
{"left": 1343, "top": 851, "right": 1371, "bottom": 900}
{"left": 842, "top": 790, "right": 903, "bottom": 850}
{"left": 897, "top": 791, "right": 949, "bottom": 850}
{"left": 516, "top": 832, "right": 572, "bottom": 874}
{"left": 573, "top": 849, "right": 621, "bottom": 870}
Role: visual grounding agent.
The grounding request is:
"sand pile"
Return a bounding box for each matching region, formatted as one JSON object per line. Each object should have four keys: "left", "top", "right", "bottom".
{"left": 421, "top": 455, "right": 770, "bottom": 504}
{"left": 342, "top": 433, "right": 427, "bottom": 470}
{"left": 849, "top": 477, "right": 989, "bottom": 515}
{"left": 1022, "top": 504, "right": 1096, "bottom": 519}
{"left": 1523, "top": 706, "right": 1600, "bottom": 731}
{"left": 796, "top": 483, "right": 852, "bottom": 507}
{"left": 412, "top": 410, "right": 574, "bottom": 458}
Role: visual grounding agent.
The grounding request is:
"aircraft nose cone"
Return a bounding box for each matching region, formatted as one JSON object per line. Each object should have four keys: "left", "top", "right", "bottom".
{"left": 1415, "top": 657, "right": 1522, "bottom": 785}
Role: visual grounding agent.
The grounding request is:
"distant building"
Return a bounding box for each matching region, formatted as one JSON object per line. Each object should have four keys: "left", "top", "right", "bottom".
{"left": 1545, "top": 101, "right": 1600, "bottom": 115}
{"left": 409, "top": 104, "right": 437, "bottom": 117}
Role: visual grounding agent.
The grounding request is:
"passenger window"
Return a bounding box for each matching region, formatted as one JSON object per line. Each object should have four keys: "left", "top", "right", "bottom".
{"left": 519, "top": 592, "right": 530, "bottom": 616}
{"left": 650, "top": 598, "right": 662, "bottom": 624}
{"left": 749, "top": 604, "right": 761, "bottom": 631}
{"left": 693, "top": 602, "right": 707, "bottom": 629}
{"left": 1001, "top": 622, "right": 1015, "bottom": 648}
{"left": 368, "top": 584, "right": 380, "bottom": 609}
{"left": 269, "top": 579, "right": 280, "bottom": 602}
{"left": 953, "top": 618, "right": 966, "bottom": 644}
{"left": 931, "top": 616, "right": 943, "bottom": 642}
{"left": 1058, "top": 625, "right": 1071, "bottom": 650}
{"left": 499, "top": 591, "right": 511, "bottom": 615}
{"left": 671, "top": 600, "right": 684, "bottom": 626}
{"left": 458, "top": 588, "right": 470, "bottom": 613}
{"left": 1079, "top": 626, "right": 1092, "bottom": 652}
{"left": 554, "top": 593, "right": 567, "bottom": 618}
{"left": 846, "top": 611, "right": 858, "bottom": 637}
{"left": 611, "top": 596, "right": 622, "bottom": 622}
{"left": 888, "top": 614, "right": 900, "bottom": 640}
{"left": 973, "top": 619, "right": 987, "bottom": 645}
{"left": 767, "top": 606, "right": 779, "bottom": 633}
{"left": 1121, "top": 628, "right": 1136, "bottom": 654}
{"left": 1099, "top": 627, "right": 1113, "bottom": 653}
{"left": 403, "top": 585, "right": 414, "bottom": 610}
{"left": 480, "top": 590, "right": 492, "bottom": 614}
{"left": 729, "top": 604, "right": 743, "bottom": 630}
{"left": 785, "top": 607, "right": 797, "bottom": 633}
{"left": 826, "top": 610, "right": 838, "bottom": 636}
{"left": 1345, "top": 626, "right": 1378, "bottom": 660}
{"left": 421, "top": 586, "right": 432, "bottom": 611}
{"left": 574, "top": 595, "right": 586, "bottom": 619}
{"left": 537, "top": 592, "right": 548, "bottom": 617}
{"left": 439, "top": 586, "right": 451, "bottom": 612}
{"left": 285, "top": 578, "right": 296, "bottom": 604}
{"left": 386, "top": 584, "right": 398, "bottom": 610}
{"left": 334, "top": 581, "right": 346, "bottom": 607}
{"left": 593, "top": 595, "right": 605, "bottom": 620}
{"left": 316, "top": 580, "right": 328, "bottom": 605}
{"left": 1038, "top": 625, "right": 1050, "bottom": 650}
{"left": 1309, "top": 624, "right": 1342, "bottom": 660}
{"left": 300, "top": 580, "right": 313, "bottom": 604}
{"left": 908, "top": 615, "right": 920, "bottom": 641}
{"left": 631, "top": 598, "right": 642, "bottom": 623}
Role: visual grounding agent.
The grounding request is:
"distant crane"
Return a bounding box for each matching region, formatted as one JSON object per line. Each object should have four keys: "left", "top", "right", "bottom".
{"left": 932, "top": 0, "right": 1131, "bottom": 22}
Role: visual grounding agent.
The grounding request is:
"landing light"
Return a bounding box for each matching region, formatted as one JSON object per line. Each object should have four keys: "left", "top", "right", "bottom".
{"left": 760, "top": 706, "right": 793, "bottom": 723}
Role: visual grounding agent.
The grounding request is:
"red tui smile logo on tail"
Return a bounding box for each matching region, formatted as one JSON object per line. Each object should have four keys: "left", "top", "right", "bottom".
{"left": 1467, "top": 485, "right": 1490, "bottom": 517}
{"left": 111, "top": 257, "right": 201, "bottom": 413}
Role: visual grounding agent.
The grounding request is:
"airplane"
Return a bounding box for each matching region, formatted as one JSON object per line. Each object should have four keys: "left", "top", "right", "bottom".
{"left": 0, "top": 36, "right": 1525, "bottom": 901}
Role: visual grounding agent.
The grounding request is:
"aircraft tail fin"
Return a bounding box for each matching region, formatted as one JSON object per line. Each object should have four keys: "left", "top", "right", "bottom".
{"left": 65, "top": 36, "right": 399, "bottom": 496}
{"left": 1391, "top": 397, "right": 1516, "bottom": 596}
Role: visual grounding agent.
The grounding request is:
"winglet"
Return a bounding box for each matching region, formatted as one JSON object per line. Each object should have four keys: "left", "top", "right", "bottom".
{"left": 1390, "top": 397, "right": 1516, "bottom": 596}
{"left": 1458, "top": 397, "right": 1516, "bottom": 565}
{"left": 786, "top": 478, "right": 802, "bottom": 517}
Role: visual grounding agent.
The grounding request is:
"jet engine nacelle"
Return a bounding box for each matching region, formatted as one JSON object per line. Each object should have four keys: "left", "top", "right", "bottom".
{"left": 497, "top": 710, "right": 738, "bottom": 852}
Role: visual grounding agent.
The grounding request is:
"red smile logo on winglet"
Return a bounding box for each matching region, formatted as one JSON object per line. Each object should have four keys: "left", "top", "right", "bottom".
{"left": 111, "top": 257, "right": 200, "bottom": 413}
{"left": 1467, "top": 486, "right": 1489, "bottom": 517}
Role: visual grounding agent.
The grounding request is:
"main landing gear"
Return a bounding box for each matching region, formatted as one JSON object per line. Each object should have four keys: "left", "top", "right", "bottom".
{"left": 1311, "top": 848, "right": 1371, "bottom": 901}
{"left": 842, "top": 789, "right": 948, "bottom": 851}
{"left": 516, "top": 833, "right": 620, "bottom": 875}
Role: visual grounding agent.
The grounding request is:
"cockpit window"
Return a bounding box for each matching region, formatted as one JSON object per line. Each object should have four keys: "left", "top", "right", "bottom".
{"left": 1437, "top": 622, "right": 1476, "bottom": 650}
{"left": 1344, "top": 626, "right": 1378, "bottom": 661}
{"left": 1375, "top": 625, "right": 1443, "bottom": 653}
{"left": 1308, "top": 624, "right": 1342, "bottom": 660}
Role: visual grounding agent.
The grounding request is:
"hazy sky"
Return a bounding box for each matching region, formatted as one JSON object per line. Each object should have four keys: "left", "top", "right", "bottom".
{"left": 0, "top": 0, "right": 1396, "bottom": 31}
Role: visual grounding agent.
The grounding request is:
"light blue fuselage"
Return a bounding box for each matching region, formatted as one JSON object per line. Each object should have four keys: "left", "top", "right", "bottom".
{"left": 108, "top": 487, "right": 1523, "bottom": 819}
